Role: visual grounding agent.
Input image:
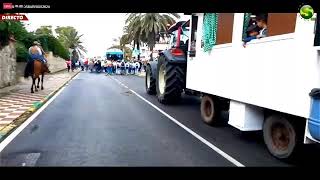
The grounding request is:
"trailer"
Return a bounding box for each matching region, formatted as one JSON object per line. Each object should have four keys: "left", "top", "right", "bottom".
{"left": 145, "top": 13, "right": 320, "bottom": 160}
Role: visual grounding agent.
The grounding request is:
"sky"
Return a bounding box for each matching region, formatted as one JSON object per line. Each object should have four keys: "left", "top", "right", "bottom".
{"left": 25, "top": 13, "right": 189, "bottom": 58}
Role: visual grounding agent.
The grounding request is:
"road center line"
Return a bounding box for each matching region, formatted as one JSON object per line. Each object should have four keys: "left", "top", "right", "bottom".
{"left": 110, "top": 76, "right": 245, "bottom": 167}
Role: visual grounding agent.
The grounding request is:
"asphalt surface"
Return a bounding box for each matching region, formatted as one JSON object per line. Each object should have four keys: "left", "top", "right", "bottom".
{"left": 0, "top": 72, "right": 319, "bottom": 166}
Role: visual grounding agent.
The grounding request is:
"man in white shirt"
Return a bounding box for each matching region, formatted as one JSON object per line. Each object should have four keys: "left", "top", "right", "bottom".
{"left": 125, "top": 61, "right": 130, "bottom": 74}
{"left": 135, "top": 61, "right": 140, "bottom": 74}
{"left": 131, "top": 61, "right": 136, "bottom": 75}
{"left": 26, "top": 41, "right": 50, "bottom": 75}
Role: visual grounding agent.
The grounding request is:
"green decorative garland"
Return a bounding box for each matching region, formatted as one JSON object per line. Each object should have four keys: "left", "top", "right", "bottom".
{"left": 202, "top": 13, "right": 218, "bottom": 52}
{"left": 242, "top": 13, "right": 252, "bottom": 39}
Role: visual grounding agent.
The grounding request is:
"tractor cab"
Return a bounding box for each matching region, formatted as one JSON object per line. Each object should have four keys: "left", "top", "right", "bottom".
{"left": 167, "top": 20, "right": 190, "bottom": 57}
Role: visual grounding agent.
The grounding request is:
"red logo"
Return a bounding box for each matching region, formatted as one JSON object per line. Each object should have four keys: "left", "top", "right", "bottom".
{"left": 0, "top": 14, "right": 28, "bottom": 21}
{"left": 3, "top": 3, "right": 13, "bottom": 9}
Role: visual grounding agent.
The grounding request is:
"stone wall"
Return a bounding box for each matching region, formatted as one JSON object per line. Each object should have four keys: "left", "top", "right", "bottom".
{"left": 1, "top": 47, "right": 66, "bottom": 89}
{"left": 15, "top": 52, "right": 67, "bottom": 80}
{"left": 0, "top": 42, "right": 17, "bottom": 89}
{"left": 46, "top": 52, "right": 67, "bottom": 73}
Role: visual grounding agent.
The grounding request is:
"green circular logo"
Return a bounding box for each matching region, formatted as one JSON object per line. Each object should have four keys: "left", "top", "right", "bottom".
{"left": 300, "top": 5, "right": 314, "bottom": 20}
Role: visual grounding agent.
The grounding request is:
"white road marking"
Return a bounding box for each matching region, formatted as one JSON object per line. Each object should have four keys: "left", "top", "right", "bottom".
{"left": 0, "top": 73, "right": 79, "bottom": 152}
{"left": 110, "top": 76, "right": 245, "bottom": 167}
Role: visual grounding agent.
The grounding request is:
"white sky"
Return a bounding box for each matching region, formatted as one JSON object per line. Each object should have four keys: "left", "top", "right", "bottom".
{"left": 25, "top": 13, "right": 189, "bottom": 58}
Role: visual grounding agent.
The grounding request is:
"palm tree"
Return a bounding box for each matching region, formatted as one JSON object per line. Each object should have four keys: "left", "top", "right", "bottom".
{"left": 140, "top": 13, "right": 180, "bottom": 51}
{"left": 125, "top": 15, "right": 144, "bottom": 60}
{"left": 125, "top": 13, "right": 180, "bottom": 55}
{"left": 55, "top": 26, "right": 87, "bottom": 53}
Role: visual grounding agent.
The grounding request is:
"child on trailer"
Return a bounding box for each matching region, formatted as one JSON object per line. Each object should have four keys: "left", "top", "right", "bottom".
{"left": 243, "top": 15, "right": 268, "bottom": 48}
{"left": 242, "top": 25, "right": 260, "bottom": 47}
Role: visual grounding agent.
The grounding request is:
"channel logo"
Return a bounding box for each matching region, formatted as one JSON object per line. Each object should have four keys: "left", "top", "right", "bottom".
{"left": 3, "top": 3, "right": 13, "bottom": 10}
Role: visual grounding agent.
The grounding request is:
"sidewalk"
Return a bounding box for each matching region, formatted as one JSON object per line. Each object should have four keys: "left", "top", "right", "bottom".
{"left": 136, "top": 71, "right": 146, "bottom": 77}
{"left": 0, "top": 70, "right": 79, "bottom": 135}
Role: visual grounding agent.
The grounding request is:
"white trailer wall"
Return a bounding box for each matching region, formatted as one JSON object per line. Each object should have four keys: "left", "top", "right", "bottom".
{"left": 186, "top": 13, "right": 320, "bottom": 118}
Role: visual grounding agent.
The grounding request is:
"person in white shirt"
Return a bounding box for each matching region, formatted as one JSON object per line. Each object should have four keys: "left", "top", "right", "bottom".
{"left": 101, "top": 60, "right": 105, "bottom": 72}
{"left": 26, "top": 41, "right": 50, "bottom": 74}
{"left": 125, "top": 61, "right": 130, "bottom": 74}
{"left": 116, "top": 61, "right": 121, "bottom": 74}
{"left": 112, "top": 61, "right": 117, "bottom": 74}
{"left": 135, "top": 61, "right": 140, "bottom": 74}
{"left": 131, "top": 61, "right": 136, "bottom": 75}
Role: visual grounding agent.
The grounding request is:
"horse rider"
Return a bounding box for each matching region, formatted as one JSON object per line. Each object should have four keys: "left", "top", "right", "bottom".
{"left": 25, "top": 41, "right": 50, "bottom": 77}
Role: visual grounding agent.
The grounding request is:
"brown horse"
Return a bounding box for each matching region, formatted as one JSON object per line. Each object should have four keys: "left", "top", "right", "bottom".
{"left": 31, "top": 60, "right": 49, "bottom": 93}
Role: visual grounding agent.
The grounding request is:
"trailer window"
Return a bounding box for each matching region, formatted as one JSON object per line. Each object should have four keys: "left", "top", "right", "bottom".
{"left": 242, "top": 13, "right": 296, "bottom": 42}
{"left": 190, "top": 15, "right": 198, "bottom": 57}
{"left": 201, "top": 13, "right": 234, "bottom": 52}
{"left": 216, "top": 13, "right": 234, "bottom": 45}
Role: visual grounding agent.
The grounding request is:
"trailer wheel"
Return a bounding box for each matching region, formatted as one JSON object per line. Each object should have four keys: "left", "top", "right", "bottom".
{"left": 156, "top": 56, "right": 184, "bottom": 104}
{"left": 145, "top": 65, "right": 156, "bottom": 95}
{"left": 200, "top": 95, "right": 220, "bottom": 125}
{"left": 263, "top": 114, "right": 303, "bottom": 160}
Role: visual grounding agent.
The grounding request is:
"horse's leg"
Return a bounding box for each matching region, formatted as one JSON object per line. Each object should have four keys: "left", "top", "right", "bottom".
{"left": 37, "top": 77, "right": 40, "bottom": 88}
{"left": 34, "top": 76, "right": 38, "bottom": 92}
{"left": 31, "top": 77, "right": 35, "bottom": 93}
{"left": 41, "top": 73, "right": 44, "bottom": 90}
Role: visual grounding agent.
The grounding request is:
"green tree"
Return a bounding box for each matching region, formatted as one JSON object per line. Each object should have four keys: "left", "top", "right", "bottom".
{"left": 0, "top": 21, "right": 69, "bottom": 61}
{"left": 15, "top": 41, "right": 29, "bottom": 62}
{"left": 140, "top": 13, "right": 179, "bottom": 51}
{"left": 0, "top": 21, "right": 37, "bottom": 61}
{"left": 35, "top": 26, "right": 53, "bottom": 36}
{"left": 37, "top": 34, "right": 69, "bottom": 59}
{"left": 55, "top": 26, "right": 86, "bottom": 52}
{"left": 125, "top": 13, "right": 180, "bottom": 55}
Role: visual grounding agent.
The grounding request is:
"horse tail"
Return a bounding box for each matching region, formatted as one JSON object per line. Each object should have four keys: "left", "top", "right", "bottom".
{"left": 24, "top": 59, "right": 33, "bottom": 78}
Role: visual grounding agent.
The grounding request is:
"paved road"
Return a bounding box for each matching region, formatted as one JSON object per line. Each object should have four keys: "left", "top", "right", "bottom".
{"left": 0, "top": 72, "right": 319, "bottom": 166}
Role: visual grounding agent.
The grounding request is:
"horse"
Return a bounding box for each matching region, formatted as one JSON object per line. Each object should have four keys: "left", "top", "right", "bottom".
{"left": 31, "top": 60, "right": 49, "bottom": 93}
{"left": 24, "top": 59, "right": 49, "bottom": 93}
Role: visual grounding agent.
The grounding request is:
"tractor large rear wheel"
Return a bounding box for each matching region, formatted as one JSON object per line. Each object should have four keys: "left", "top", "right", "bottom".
{"left": 156, "top": 56, "right": 185, "bottom": 104}
{"left": 145, "top": 65, "right": 156, "bottom": 95}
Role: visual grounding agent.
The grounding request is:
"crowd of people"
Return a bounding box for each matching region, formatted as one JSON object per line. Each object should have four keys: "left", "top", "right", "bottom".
{"left": 66, "top": 58, "right": 146, "bottom": 75}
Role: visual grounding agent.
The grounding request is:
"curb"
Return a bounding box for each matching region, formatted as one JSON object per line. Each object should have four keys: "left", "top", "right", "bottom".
{"left": 0, "top": 69, "right": 68, "bottom": 97}
{"left": 0, "top": 70, "right": 80, "bottom": 140}
{"left": 135, "top": 73, "right": 146, "bottom": 77}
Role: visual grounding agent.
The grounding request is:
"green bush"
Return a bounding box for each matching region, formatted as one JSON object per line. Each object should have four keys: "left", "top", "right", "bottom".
{"left": 1, "top": 21, "right": 69, "bottom": 61}
{"left": 37, "top": 35, "right": 69, "bottom": 60}
{"left": 16, "top": 41, "right": 29, "bottom": 62}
